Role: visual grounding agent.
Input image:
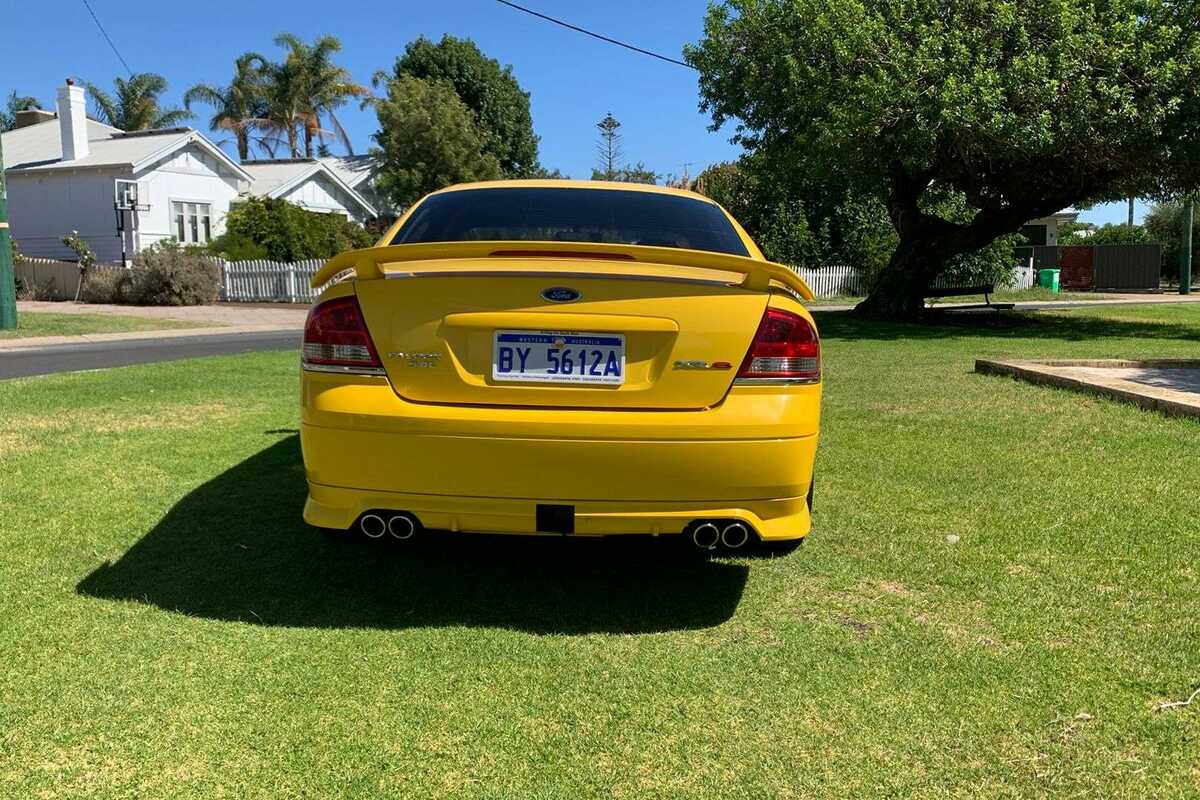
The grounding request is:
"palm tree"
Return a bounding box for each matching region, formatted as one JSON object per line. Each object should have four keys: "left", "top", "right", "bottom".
{"left": 85, "top": 73, "right": 191, "bottom": 131}
{"left": 184, "top": 53, "right": 269, "bottom": 161}
{"left": 258, "top": 48, "right": 308, "bottom": 158}
{"left": 264, "top": 33, "right": 369, "bottom": 158}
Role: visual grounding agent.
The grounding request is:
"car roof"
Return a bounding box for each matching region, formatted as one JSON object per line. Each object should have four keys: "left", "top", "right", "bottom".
{"left": 430, "top": 179, "right": 719, "bottom": 204}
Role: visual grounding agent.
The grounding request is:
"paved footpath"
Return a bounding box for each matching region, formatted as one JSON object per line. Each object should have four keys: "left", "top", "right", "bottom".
{"left": 12, "top": 300, "right": 308, "bottom": 329}
{"left": 1, "top": 302, "right": 305, "bottom": 380}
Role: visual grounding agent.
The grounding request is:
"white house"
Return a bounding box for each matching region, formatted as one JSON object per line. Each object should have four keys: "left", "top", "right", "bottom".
{"left": 2, "top": 81, "right": 250, "bottom": 263}
{"left": 1, "top": 80, "right": 384, "bottom": 264}
{"left": 319, "top": 155, "right": 393, "bottom": 219}
{"left": 239, "top": 158, "right": 377, "bottom": 223}
{"left": 1022, "top": 209, "right": 1080, "bottom": 247}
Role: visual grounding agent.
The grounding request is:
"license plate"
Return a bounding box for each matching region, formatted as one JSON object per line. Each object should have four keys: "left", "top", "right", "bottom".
{"left": 492, "top": 330, "right": 625, "bottom": 385}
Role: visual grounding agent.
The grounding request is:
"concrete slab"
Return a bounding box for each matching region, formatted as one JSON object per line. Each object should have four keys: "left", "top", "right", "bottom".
{"left": 976, "top": 358, "right": 1200, "bottom": 420}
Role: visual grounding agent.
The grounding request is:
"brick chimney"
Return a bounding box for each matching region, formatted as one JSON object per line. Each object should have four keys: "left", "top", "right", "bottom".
{"left": 56, "top": 79, "right": 88, "bottom": 161}
{"left": 14, "top": 109, "right": 55, "bottom": 129}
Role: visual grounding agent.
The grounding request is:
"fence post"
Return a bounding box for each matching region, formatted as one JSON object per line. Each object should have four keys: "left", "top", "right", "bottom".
{"left": 221, "top": 259, "right": 231, "bottom": 302}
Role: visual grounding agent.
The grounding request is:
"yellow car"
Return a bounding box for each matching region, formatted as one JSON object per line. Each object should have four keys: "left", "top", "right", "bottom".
{"left": 301, "top": 180, "right": 820, "bottom": 553}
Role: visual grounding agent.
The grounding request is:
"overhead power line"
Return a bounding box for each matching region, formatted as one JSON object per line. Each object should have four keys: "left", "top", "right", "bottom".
{"left": 79, "top": 0, "right": 134, "bottom": 76}
{"left": 495, "top": 0, "right": 697, "bottom": 70}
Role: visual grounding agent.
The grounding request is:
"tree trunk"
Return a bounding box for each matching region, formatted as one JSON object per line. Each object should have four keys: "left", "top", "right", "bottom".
{"left": 852, "top": 160, "right": 1066, "bottom": 319}
{"left": 237, "top": 131, "right": 249, "bottom": 162}
{"left": 853, "top": 236, "right": 944, "bottom": 318}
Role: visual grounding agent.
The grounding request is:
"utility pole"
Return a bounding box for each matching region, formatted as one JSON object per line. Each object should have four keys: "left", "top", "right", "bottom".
{"left": 1181, "top": 198, "right": 1193, "bottom": 296}
{"left": 0, "top": 131, "right": 17, "bottom": 331}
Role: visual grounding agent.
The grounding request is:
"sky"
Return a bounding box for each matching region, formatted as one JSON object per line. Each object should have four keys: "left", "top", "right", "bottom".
{"left": 0, "top": 0, "right": 1145, "bottom": 225}
{"left": 3, "top": 0, "right": 736, "bottom": 182}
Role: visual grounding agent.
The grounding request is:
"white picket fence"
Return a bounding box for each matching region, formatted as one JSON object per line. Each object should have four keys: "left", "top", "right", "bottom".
{"left": 216, "top": 258, "right": 1036, "bottom": 302}
{"left": 789, "top": 265, "right": 866, "bottom": 298}
{"left": 220, "top": 259, "right": 327, "bottom": 303}
{"left": 1011, "top": 263, "right": 1037, "bottom": 290}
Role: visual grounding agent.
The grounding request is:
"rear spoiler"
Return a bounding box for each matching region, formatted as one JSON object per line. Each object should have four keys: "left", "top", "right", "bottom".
{"left": 309, "top": 241, "right": 815, "bottom": 300}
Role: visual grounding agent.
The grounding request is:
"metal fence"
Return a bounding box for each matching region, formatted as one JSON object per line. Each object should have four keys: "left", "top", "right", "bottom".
{"left": 215, "top": 259, "right": 1036, "bottom": 303}
{"left": 15, "top": 258, "right": 127, "bottom": 301}
{"left": 1093, "top": 244, "right": 1161, "bottom": 291}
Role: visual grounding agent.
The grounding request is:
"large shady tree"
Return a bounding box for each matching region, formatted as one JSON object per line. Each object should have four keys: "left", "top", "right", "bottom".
{"left": 687, "top": 0, "right": 1200, "bottom": 317}
{"left": 383, "top": 35, "right": 540, "bottom": 177}
{"left": 371, "top": 75, "right": 502, "bottom": 208}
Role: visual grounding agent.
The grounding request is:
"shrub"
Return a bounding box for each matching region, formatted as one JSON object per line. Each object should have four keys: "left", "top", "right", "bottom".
{"left": 61, "top": 230, "right": 96, "bottom": 302}
{"left": 207, "top": 232, "right": 268, "bottom": 261}
{"left": 222, "top": 197, "right": 374, "bottom": 262}
{"left": 15, "top": 276, "right": 57, "bottom": 301}
{"left": 128, "top": 240, "right": 221, "bottom": 305}
{"left": 79, "top": 268, "right": 133, "bottom": 304}
{"left": 1145, "top": 202, "right": 1199, "bottom": 281}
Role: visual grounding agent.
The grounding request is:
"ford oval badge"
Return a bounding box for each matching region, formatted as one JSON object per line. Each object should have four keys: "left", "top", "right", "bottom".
{"left": 541, "top": 287, "right": 581, "bottom": 303}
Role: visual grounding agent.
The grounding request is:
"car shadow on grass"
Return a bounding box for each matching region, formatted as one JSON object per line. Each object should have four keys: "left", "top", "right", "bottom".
{"left": 76, "top": 435, "right": 749, "bottom": 634}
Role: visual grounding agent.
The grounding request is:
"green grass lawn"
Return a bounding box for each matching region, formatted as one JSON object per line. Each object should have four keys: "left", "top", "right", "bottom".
{"left": 0, "top": 311, "right": 214, "bottom": 339}
{"left": 1, "top": 305, "right": 1198, "bottom": 798}
{"left": 807, "top": 287, "right": 1126, "bottom": 306}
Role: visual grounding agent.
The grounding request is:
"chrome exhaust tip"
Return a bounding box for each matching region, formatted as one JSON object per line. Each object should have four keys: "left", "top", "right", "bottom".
{"left": 720, "top": 522, "right": 750, "bottom": 550}
{"left": 388, "top": 514, "right": 416, "bottom": 540}
{"left": 691, "top": 521, "right": 720, "bottom": 550}
{"left": 359, "top": 513, "right": 387, "bottom": 539}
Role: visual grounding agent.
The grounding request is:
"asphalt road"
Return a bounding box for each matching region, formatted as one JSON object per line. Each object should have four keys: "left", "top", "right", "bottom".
{"left": 0, "top": 330, "right": 301, "bottom": 380}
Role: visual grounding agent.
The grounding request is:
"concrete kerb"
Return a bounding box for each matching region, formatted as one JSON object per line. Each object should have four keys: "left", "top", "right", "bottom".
{"left": 976, "top": 358, "right": 1200, "bottom": 420}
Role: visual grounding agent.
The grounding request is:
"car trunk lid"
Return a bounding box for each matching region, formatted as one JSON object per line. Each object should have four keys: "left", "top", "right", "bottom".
{"left": 353, "top": 257, "right": 770, "bottom": 410}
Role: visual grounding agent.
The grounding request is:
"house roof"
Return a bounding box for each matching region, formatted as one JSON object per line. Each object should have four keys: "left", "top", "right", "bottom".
{"left": 0, "top": 116, "right": 250, "bottom": 180}
{"left": 317, "top": 154, "right": 377, "bottom": 188}
{"left": 1028, "top": 208, "right": 1080, "bottom": 226}
{"left": 241, "top": 158, "right": 376, "bottom": 217}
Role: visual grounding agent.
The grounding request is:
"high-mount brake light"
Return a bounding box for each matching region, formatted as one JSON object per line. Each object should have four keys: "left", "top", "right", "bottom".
{"left": 302, "top": 296, "right": 385, "bottom": 375}
{"left": 735, "top": 307, "right": 820, "bottom": 384}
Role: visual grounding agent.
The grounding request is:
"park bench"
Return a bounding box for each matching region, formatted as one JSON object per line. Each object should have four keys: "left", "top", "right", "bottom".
{"left": 923, "top": 283, "right": 1015, "bottom": 315}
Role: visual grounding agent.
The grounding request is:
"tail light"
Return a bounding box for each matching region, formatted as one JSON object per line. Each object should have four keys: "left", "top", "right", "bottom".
{"left": 302, "top": 295, "right": 384, "bottom": 375}
{"left": 735, "top": 307, "right": 820, "bottom": 384}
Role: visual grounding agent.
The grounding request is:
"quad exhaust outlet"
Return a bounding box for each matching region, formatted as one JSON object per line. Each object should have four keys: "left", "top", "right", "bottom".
{"left": 691, "top": 522, "right": 720, "bottom": 550}
{"left": 720, "top": 522, "right": 749, "bottom": 550}
{"left": 359, "top": 513, "right": 387, "bottom": 539}
{"left": 388, "top": 514, "right": 416, "bottom": 540}
{"left": 359, "top": 512, "right": 419, "bottom": 540}
{"left": 689, "top": 519, "right": 755, "bottom": 551}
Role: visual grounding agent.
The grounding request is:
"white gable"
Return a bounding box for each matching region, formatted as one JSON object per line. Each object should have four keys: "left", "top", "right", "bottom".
{"left": 278, "top": 172, "right": 352, "bottom": 214}
{"left": 135, "top": 142, "right": 243, "bottom": 190}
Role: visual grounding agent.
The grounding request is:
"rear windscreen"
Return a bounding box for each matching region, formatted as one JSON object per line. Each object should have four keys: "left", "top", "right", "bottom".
{"left": 390, "top": 187, "right": 749, "bottom": 256}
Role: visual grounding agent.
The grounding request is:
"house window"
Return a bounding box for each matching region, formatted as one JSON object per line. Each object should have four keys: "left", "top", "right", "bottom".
{"left": 171, "top": 201, "right": 212, "bottom": 244}
{"left": 1020, "top": 224, "right": 1048, "bottom": 247}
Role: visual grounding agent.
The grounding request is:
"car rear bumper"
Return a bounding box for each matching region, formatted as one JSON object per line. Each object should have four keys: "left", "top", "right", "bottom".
{"left": 304, "top": 482, "right": 810, "bottom": 541}
{"left": 300, "top": 373, "right": 819, "bottom": 540}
